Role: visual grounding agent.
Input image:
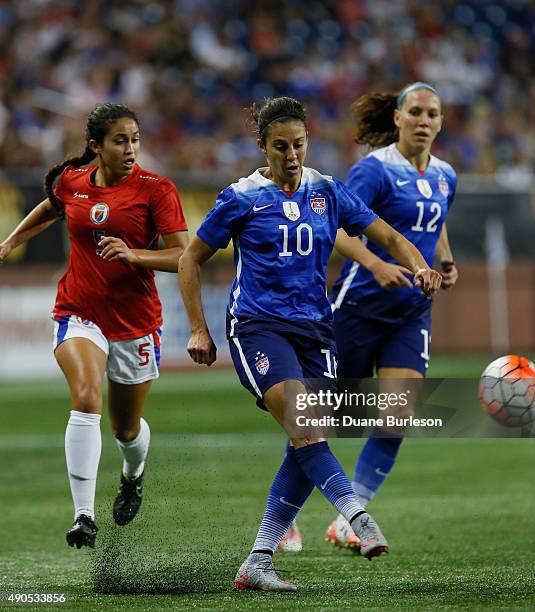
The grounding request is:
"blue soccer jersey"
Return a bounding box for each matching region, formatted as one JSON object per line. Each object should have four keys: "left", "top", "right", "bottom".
{"left": 197, "top": 166, "right": 377, "bottom": 336}
{"left": 331, "top": 143, "right": 457, "bottom": 323}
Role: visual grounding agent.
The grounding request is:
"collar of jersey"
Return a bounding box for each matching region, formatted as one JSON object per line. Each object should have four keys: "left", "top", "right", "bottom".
{"left": 85, "top": 163, "right": 140, "bottom": 191}
{"left": 252, "top": 167, "right": 305, "bottom": 194}
{"left": 389, "top": 143, "right": 439, "bottom": 175}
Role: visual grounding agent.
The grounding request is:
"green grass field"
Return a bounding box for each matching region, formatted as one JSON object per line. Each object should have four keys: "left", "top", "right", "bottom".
{"left": 1, "top": 355, "right": 534, "bottom": 610}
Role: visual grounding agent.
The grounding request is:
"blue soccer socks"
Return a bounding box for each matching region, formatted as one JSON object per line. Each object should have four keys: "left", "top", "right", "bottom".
{"left": 294, "top": 441, "right": 365, "bottom": 522}
{"left": 252, "top": 445, "right": 314, "bottom": 553}
{"left": 352, "top": 436, "right": 403, "bottom": 505}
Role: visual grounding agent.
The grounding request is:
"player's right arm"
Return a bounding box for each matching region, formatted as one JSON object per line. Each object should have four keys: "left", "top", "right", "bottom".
{"left": 334, "top": 229, "right": 413, "bottom": 290}
{"left": 178, "top": 236, "right": 218, "bottom": 366}
{"left": 0, "top": 199, "right": 60, "bottom": 263}
{"left": 180, "top": 185, "right": 246, "bottom": 365}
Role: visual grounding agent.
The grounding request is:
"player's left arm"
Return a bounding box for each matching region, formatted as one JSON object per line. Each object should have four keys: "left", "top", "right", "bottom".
{"left": 362, "top": 218, "right": 442, "bottom": 297}
{"left": 335, "top": 229, "right": 413, "bottom": 289}
{"left": 98, "top": 231, "right": 188, "bottom": 272}
{"left": 435, "top": 224, "right": 458, "bottom": 289}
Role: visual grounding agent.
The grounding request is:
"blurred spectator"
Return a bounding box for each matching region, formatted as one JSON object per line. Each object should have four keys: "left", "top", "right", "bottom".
{"left": 0, "top": 0, "right": 533, "bottom": 183}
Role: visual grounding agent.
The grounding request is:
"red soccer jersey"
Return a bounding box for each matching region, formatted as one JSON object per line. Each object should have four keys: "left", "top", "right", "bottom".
{"left": 53, "top": 164, "right": 188, "bottom": 340}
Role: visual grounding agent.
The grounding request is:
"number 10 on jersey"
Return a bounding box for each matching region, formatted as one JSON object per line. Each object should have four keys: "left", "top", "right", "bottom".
{"left": 278, "top": 223, "right": 313, "bottom": 257}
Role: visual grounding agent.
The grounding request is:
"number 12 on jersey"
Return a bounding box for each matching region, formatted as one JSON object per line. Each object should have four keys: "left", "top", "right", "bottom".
{"left": 411, "top": 201, "right": 441, "bottom": 233}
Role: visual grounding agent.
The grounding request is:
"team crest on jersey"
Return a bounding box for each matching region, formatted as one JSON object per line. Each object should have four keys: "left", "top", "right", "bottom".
{"left": 255, "top": 352, "right": 270, "bottom": 375}
{"left": 416, "top": 179, "right": 432, "bottom": 199}
{"left": 310, "top": 196, "right": 327, "bottom": 215}
{"left": 90, "top": 203, "right": 109, "bottom": 224}
{"left": 283, "top": 201, "right": 300, "bottom": 221}
{"left": 438, "top": 176, "right": 449, "bottom": 198}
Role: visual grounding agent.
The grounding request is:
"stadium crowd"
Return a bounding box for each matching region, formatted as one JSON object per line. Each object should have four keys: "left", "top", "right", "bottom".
{"left": 0, "top": 0, "right": 533, "bottom": 184}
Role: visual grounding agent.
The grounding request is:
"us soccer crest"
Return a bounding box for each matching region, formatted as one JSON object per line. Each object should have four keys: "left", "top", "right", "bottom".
{"left": 310, "top": 196, "right": 327, "bottom": 215}
{"left": 283, "top": 201, "right": 300, "bottom": 221}
{"left": 255, "top": 352, "right": 270, "bottom": 375}
{"left": 90, "top": 203, "right": 109, "bottom": 224}
{"left": 416, "top": 179, "right": 432, "bottom": 199}
{"left": 438, "top": 176, "right": 449, "bottom": 198}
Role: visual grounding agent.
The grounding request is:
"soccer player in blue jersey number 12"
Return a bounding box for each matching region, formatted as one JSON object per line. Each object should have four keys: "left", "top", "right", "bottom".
{"left": 178, "top": 96, "right": 442, "bottom": 592}
{"left": 321, "top": 83, "right": 458, "bottom": 550}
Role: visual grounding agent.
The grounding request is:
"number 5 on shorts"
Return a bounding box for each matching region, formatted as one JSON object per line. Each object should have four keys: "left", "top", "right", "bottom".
{"left": 138, "top": 342, "right": 151, "bottom": 366}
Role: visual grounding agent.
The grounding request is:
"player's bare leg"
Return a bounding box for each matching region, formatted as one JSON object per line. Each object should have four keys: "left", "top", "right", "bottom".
{"left": 55, "top": 338, "right": 107, "bottom": 548}
{"left": 108, "top": 380, "right": 152, "bottom": 525}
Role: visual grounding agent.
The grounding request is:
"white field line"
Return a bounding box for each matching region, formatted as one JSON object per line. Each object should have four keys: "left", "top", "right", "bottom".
{"left": 0, "top": 432, "right": 283, "bottom": 450}
{"left": 0, "top": 371, "right": 239, "bottom": 400}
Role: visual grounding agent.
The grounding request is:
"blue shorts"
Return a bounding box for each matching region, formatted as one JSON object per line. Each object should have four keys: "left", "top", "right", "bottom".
{"left": 334, "top": 307, "right": 431, "bottom": 378}
{"left": 229, "top": 329, "right": 337, "bottom": 410}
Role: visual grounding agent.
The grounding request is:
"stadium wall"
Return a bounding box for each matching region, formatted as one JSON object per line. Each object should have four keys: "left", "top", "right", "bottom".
{"left": 0, "top": 262, "right": 533, "bottom": 380}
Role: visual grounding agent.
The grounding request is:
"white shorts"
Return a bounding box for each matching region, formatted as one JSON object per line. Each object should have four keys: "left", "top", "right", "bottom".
{"left": 52, "top": 315, "right": 161, "bottom": 385}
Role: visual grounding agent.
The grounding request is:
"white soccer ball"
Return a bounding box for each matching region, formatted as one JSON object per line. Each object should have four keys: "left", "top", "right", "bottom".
{"left": 479, "top": 355, "right": 535, "bottom": 427}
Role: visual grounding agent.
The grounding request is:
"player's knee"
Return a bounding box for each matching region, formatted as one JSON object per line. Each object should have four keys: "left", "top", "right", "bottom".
{"left": 71, "top": 382, "right": 101, "bottom": 413}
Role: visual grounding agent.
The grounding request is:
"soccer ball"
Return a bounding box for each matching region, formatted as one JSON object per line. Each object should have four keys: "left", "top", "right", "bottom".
{"left": 479, "top": 355, "right": 535, "bottom": 427}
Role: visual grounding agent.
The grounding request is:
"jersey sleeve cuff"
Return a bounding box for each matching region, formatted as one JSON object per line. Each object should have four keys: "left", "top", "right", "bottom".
{"left": 344, "top": 215, "right": 378, "bottom": 237}
{"left": 196, "top": 227, "right": 229, "bottom": 250}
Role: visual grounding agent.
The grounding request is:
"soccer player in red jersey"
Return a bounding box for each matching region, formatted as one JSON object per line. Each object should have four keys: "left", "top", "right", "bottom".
{"left": 0, "top": 103, "right": 188, "bottom": 548}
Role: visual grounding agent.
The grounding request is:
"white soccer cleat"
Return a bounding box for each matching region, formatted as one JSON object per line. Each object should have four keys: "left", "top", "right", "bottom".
{"left": 277, "top": 520, "right": 302, "bottom": 552}
{"left": 351, "top": 512, "right": 389, "bottom": 559}
{"left": 325, "top": 514, "right": 361, "bottom": 552}
{"left": 234, "top": 553, "right": 297, "bottom": 592}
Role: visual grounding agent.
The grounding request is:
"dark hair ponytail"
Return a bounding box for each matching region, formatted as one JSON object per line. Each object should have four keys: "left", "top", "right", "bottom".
{"left": 351, "top": 93, "right": 399, "bottom": 148}
{"left": 44, "top": 147, "right": 96, "bottom": 217}
{"left": 44, "top": 103, "right": 139, "bottom": 217}
{"left": 249, "top": 96, "right": 307, "bottom": 143}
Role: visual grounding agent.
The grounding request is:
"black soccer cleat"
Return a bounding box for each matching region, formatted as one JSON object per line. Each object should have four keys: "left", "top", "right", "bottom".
{"left": 66, "top": 514, "right": 98, "bottom": 549}
{"left": 113, "top": 471, "right": 144, "bottom": 526}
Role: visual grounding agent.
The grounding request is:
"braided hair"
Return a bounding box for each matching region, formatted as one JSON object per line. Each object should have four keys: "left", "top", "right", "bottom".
{"left": 44, "top": 103, "right": 138, "bottom": 216}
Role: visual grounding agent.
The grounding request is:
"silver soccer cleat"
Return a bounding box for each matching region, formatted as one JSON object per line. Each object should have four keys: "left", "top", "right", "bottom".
{"left": 351, "top": 512, "right": 389, "bottom": 559}
{"left": 234, "top": 553, "right": 297, "bottom": 592}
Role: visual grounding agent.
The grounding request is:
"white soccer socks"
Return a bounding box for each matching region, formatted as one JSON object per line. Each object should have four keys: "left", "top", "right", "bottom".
{"left": 115, "top": 417, "right": 150, "bottom": 479}
{"left": 65, "top": 410, "right": 102, "bottom": 520}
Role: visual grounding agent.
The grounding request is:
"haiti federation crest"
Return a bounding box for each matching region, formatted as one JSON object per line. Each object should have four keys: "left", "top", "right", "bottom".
{"left": 90, "top": 203, "right": 109, "bottom": 224}
{"left": 310, "top": 196, "right": 327, "bottom": 215}
{"left": 283, "top": 201, "right": 300, "bottom": 221}
{"left": 255, "top": 352, "right": 270, "bottom": 375}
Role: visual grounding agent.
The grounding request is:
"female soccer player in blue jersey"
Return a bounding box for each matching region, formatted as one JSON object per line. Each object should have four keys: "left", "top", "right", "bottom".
{"left": 179, "top": 96, "right": 442, "bottom": 592}
{"left": 323, "top": 83, "right": 458, "bottom": 550}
